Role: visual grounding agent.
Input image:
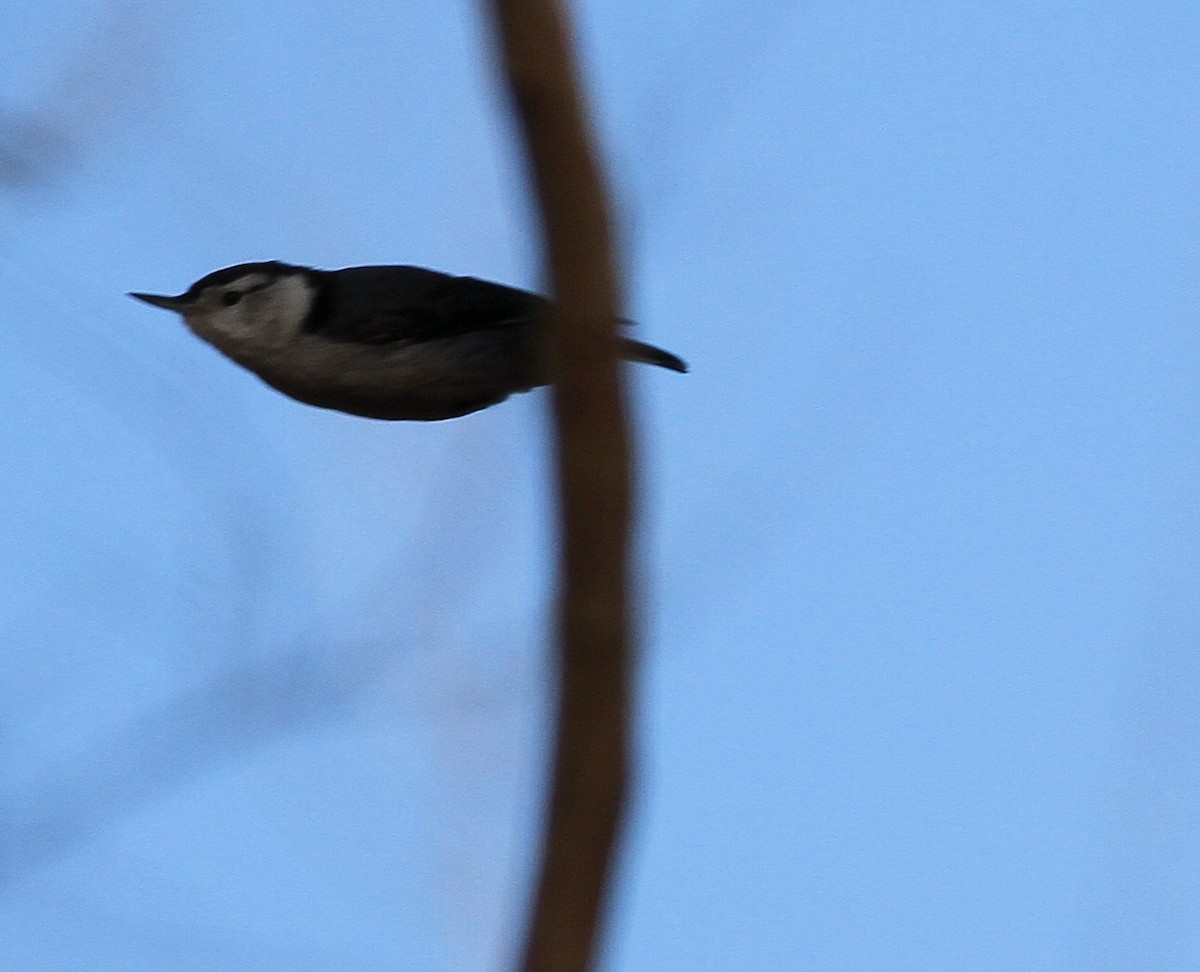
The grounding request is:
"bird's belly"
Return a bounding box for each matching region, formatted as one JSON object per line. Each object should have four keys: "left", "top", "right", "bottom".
{"left": 241, "top": 334, "right": 533, "bottom": 421}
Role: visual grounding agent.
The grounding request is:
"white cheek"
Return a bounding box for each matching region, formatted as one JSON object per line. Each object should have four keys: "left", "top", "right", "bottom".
{"left": 269, "top": 276, "right": 316, "bottom": 336}
{"left": 181, "top": 305, "right": 256, "bottom": 353}
{"left": 182, "top": 274, "right": 318, "bottom": 359}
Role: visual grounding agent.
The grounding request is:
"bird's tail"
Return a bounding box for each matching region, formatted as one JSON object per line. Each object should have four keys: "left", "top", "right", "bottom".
{"left": 620, "top": 338, "right": 688, "bottom": 374}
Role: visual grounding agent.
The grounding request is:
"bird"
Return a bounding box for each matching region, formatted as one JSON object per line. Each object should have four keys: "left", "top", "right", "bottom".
{"left": 129, "top": 261, "right": 686, "bottom": 421}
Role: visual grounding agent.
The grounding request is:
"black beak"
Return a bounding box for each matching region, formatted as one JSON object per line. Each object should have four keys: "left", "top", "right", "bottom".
{"left": 128, "top": 291, "right": 187, "bottom": 311}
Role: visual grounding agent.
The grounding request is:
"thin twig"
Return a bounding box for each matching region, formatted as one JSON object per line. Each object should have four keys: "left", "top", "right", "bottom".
{"left": 484, "top": 1, "right": 634, "bottom": 970}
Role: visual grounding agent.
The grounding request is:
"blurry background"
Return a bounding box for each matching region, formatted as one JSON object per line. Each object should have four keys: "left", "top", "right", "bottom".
{"left": 2, "top": 1, "right": 1199, "bottom": 969}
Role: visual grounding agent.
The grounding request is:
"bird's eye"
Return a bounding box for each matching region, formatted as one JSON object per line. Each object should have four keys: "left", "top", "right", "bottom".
{"left": 221, "top": 291, "right": 243, "bottom": 307}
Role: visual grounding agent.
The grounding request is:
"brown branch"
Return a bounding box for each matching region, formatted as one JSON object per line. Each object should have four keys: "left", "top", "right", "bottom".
{"left": 485, "top": 1, "right": 634, "bottom": 971}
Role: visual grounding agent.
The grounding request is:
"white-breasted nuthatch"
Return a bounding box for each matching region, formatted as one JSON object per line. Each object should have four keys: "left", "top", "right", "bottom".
{"left": 129, "top": 261, "right": 687, "bottom": 420}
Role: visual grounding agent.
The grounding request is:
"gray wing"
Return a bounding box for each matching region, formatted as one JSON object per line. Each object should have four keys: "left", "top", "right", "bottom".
{"left": 306, "top": 266, "right": 547, "bottom": 346}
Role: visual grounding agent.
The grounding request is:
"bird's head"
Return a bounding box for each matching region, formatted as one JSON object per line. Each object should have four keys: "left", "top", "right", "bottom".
{"left": 129, "top": 261, "right": 319, "bottom": 351}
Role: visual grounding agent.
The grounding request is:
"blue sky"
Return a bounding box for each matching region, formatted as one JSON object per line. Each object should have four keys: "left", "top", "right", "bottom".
{"left": 2, "top": 1, "right": 1199, "bottom": 969}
